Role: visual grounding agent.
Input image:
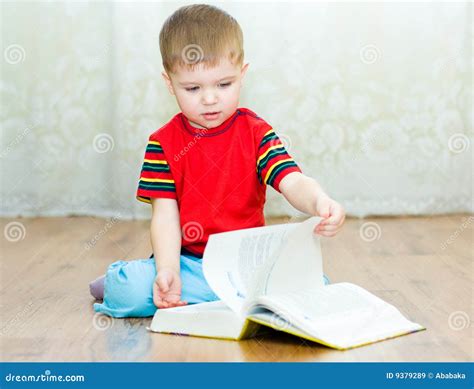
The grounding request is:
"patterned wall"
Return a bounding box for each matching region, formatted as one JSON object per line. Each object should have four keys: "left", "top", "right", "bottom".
{"left": 1, "top": 2, "right": 472, "bottom": 219}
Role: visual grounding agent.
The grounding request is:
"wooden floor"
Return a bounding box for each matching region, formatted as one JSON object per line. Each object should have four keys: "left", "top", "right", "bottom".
{"left": 0, "top": 215, "right": 472, "bottom": 362}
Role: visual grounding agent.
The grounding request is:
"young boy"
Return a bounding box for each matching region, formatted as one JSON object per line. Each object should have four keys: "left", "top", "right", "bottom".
{"left": 90, "top": 4, "right": 345, "bottom": 318}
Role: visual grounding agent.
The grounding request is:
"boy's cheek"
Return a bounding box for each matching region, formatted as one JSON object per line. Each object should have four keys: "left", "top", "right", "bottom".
{"left": 175, "top": 94, "right": 198, "bottom": 111}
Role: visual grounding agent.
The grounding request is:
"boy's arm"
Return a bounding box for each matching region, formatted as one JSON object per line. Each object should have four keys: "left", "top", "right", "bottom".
{"left": 150, "top": 198, "right": 181, "bottom": 272}
{"left": 150, "top": 198, "right": 186, "bottom": 307}
{"left": 279, "top": 172, "right": 345, "bottom": 237}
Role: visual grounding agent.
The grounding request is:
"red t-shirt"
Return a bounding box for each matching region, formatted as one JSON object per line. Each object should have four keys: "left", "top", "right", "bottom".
{"left": 136, "top": 108, "right": 301, "bottom": 257}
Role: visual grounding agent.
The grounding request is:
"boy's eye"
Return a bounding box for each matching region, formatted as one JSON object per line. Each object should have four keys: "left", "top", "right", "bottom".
{"left": 219, "top": 82, "right": 231, "bottom": 88}
{"left": 185, "top": 86, "right": 199, "bottom": 92}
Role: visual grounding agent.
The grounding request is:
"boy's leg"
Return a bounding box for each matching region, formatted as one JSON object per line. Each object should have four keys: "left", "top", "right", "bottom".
{"left": 323, "top": 274, "right": 331, "bottom": 285}
{"left": 89, "top": 275, "right": 105, "bottom": 300}
{"left": 93, "top": 258, "right": 157, "bottom": 318}
{"left": 93, "top": 255, "right": 219, "bottom": 318}
{"left": 180, "top": 256, "right": 220, "bottom": 303}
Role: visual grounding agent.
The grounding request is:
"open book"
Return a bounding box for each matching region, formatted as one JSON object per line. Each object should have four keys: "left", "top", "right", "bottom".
{"left": 147, "top": 217, "right": 425, "bottom": 350}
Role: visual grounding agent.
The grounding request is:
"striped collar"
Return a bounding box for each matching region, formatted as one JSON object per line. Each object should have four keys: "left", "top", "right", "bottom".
{"left": 180, "top": 110, "right": 241, "bottom": 137}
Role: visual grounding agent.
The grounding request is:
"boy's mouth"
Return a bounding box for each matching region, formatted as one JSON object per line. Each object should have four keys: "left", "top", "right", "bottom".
{"left": 202, "top": 111, "right": 221, "bottom": 120}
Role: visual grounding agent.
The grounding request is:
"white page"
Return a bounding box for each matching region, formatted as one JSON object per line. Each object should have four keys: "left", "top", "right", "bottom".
{"left": 250, "top": 283, "right": 424, "bottom": 349}
{"left": 202, "top": 223, "right": 293, "bottom": 314}
{"left": 247, "top": 217, "right": 324, "bottom": 300}
{"left": 203, "top": 217, "right": 325, "bottom": 315}
{"left": 255, "top": 284, "right": 381, "bottom": 323}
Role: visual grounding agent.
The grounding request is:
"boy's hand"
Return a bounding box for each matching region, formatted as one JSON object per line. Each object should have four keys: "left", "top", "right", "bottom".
{"left": 153, "top": 268, "right": 187, "bottom": 309}
{"left": 314, "top": 195, "right": 345, "bottom": 237}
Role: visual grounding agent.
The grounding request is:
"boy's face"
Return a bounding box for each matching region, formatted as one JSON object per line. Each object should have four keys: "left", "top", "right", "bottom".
{"left": 162, "top": 59, "right": 249, "bottom": 129}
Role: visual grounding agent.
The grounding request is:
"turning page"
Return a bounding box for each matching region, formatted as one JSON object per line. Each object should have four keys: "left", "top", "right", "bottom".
{"left": 202, "top": 217, "right": 324, "bottom": 315}
{"left": 203, "top": 222, "right": 295, "bottom": 314}
{"left": 247, "top": 216, "right": 324, "bottom": 301}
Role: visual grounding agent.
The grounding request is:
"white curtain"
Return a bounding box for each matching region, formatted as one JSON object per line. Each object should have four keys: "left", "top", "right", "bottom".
{"left": 1, "top": 1, "right": 472, "bottom": 219}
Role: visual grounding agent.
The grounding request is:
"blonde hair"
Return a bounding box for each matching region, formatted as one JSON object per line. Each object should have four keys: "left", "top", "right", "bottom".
{"left": 159, "top": 4, "right": 244, "bottom": 73}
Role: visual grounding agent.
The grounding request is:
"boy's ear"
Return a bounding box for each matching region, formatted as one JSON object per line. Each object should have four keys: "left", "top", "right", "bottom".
{"left": 162, "top": 71, "right": 175, "bottom": 96}
{"left": 240, "top": 63, "right": 249, "bottom": 83}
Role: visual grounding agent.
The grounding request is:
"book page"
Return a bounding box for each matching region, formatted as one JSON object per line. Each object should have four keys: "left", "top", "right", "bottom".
{"left": 256, "top": 284, "right": 378, "bottom": 322}
{"left": 246, "top": 217, "right": 325, "bottom": 301}
{"left": 202, "top": 223, "right": 292, "bottom": 314}
{"left": 249, "top": 283, "right": 425, "bottom": 349}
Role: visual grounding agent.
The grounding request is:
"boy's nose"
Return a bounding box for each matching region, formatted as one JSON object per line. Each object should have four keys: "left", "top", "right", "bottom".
{"left": 201, "top": 91, "right": 218, "bottom": 105}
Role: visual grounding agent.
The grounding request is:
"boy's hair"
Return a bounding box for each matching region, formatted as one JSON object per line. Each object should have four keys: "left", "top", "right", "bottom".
{"left": 159, "top": 4, "right": 244, "bottom": 73}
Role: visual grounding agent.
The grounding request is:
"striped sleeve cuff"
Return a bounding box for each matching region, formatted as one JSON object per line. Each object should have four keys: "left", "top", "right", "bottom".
{"left": 256, "top": 129, "right": 302, "bottom": 192}
{"left": 136, "top": 140, "right": 177, "bottom": 204}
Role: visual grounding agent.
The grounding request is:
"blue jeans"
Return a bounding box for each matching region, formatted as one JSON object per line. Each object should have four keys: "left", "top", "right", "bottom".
{"left": 93, "top": 254, "right": 331, "bottom": 318}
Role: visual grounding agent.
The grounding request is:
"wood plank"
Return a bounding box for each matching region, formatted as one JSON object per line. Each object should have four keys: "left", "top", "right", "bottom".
{"left": 0, "top": 215, "right": 472, "bottom": 361}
